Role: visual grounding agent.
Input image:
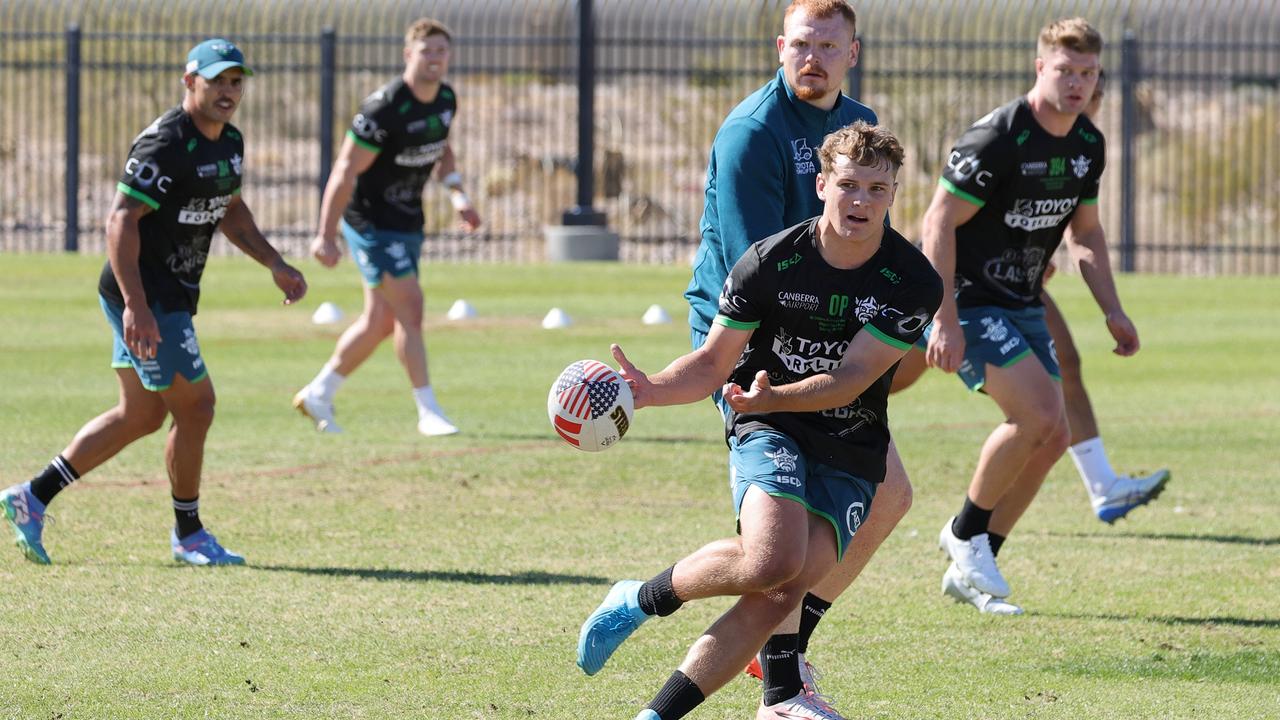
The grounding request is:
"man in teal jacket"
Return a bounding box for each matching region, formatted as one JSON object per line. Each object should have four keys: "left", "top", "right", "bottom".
{"left": 681, "top": 1, "right": 913, "bottom": 715}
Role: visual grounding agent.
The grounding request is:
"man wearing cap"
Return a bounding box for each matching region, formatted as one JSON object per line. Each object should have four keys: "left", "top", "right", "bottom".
{"left": 0, "top": 38, "right": 307, "bottom": 566}
{"left": 293, "top": 17, "right": 481, "bottom": 437}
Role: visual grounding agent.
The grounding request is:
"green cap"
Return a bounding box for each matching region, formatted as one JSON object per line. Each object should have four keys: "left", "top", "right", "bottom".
{"left": 185, "top": 38, "right": 253, "bottom": 79}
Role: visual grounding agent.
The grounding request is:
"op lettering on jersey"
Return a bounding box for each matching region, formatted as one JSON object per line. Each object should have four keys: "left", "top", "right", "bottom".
{"left": 715, "top": 218, "right": 942, "bottom": 482}
{"left": 939, "top": 97, "right": 1106, "bottom": 309}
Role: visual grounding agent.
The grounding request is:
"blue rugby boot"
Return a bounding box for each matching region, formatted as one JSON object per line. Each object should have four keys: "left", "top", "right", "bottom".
{"left": 577, "top": 579, "right": 651, "bottom": 675}
{"left": 1093, "top": 469, "right": 1171, "bottom": 524}
{"left": 171, "top": 528, "right": 245, "bottom": 566}
{"left": 1, "top": 482, "right": 51, "bottom": 565}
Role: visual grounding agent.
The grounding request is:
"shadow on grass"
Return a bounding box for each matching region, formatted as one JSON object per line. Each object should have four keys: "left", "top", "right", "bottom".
{"left": 479, "top": 431, "right": 717, "bottom": 446}
{"left": 1041, "top": 611, "right": 1280, "bottom": 629}
{"left": 253, "top": 564, "right": 610, "bottom": 586}
{"left": 1050, "top": 530, "right": 1280, "bottom": 547}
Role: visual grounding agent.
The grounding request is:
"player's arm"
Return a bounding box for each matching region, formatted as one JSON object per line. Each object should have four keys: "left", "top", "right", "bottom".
{"left": 105, "top": 192, "right": 159, "bottom": 359}
{"left": 611, "top": 324, "right": 751, "bottom": 410}
{"left": 714, "top": 121, "right": 788, "bottom": 266}
{"left": 310, "top": 134, "right": 379, "bottom": 267}
{"left": 726, "top": 331, "right": 907, "bottom": 414}
{"left": 1064, "top": 201, "right": 1138, "bottom": 356}
{"left": 920, "top": 186, "right": 981, "bottom": 372}
{"left": 220, "top": 196, "right": 307, "bottom": 306}
{"left": 435, "top": 144, "right": 481, "bottom": 231}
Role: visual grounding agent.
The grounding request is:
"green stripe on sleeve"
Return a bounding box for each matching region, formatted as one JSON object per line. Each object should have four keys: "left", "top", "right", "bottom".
{"left": 864, "top": 323, "right": 911, "bottom": 351}
{"left": 938, "top": 177, "right": 985, "bottom": 208}
{"left": 115, "top": 182, "right": 160, "bottom": 210}
{"left": 346, "top": 129, "right": 381, "bottom": 153}
{"left": 1080, "top": 197, "right": 1099, "bottom": 205}
{"left": 713, "top": 314, "right": 760, "bottom": 331}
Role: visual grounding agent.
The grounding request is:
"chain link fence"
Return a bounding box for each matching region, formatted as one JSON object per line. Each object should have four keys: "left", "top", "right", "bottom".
{"left": 2, "top": 0, "right": 1277, "bottom": 271}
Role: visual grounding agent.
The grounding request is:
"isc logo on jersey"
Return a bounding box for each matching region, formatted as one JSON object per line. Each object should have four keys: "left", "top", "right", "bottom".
{"left": 125, "top": 157, "right": 173, "bottom": 194}
{"left": 352, "top": 113, "right": 388, "bottom": 144}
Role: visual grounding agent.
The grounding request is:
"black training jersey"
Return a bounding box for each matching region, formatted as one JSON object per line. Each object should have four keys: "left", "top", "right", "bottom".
{"left": 716, "top": 219, "right": 942, "bottom": 483}
{"left": 342, "top": 78, "right": 457, "bottom": 234}
{"left": 939, "top": 96, "right": 1106, "bottom": 309}
{"left": 99, "top": 107, "right": 245, "bottom": 314}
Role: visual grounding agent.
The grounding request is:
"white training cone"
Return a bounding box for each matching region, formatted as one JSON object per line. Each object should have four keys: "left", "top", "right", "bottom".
{"left": 541, "top": 307, "right": 573, "bottom": 329}
{"left": 447, "top": 299, "right": 477, "bottom": 321}
{"left": 311, "top": 301, "right": 344, "bottom": 325}
{"left": 642, "top": 304, "right": 671, "bottom": 325}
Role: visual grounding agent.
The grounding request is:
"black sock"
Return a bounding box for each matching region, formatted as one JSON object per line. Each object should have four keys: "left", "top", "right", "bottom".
{"left": 796, "top": 593, "right": 831, "bottom": 654}
{"left": 173, "top": 496, "right": 203, "bottom": 539}
{"left": 989, "top": 532, "right": 1006, "bottom": 557}
{"left": 761, "top": 633, "right": 802, "bottom": 707}
{"left": 29, "top": 455, "right": 80, "bottom": 506}
{"left": 646, "top": 669, "right": 704, "bottom": 720}
{"left": 637, "top": 566, "right": 683, "bottom": 617}
{"left": 951, "top": 497, "right": 993, "bottom": 540}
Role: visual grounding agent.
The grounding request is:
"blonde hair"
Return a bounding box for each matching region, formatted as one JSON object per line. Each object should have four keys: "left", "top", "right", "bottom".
{"left": 1038, "top": 17, "right": 1102, "bottom": 57}
{"left": 819, "top": 121, "right": 904, "bottom": 175}
{"left": 784, "top": 0, "right": 857, "bottom": 39}
{"left": 405, "top": 17, "right": 452, "bottom": 45}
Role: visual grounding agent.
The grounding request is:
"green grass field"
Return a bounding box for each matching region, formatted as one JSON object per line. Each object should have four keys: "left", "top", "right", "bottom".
{"left": 1, "top": 254, "right": 1277, "bottom": 719}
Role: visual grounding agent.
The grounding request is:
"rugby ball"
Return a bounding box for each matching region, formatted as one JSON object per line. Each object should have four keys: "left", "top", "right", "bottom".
{"left": 547, "top": 359, "right": 634, "bottom": 452}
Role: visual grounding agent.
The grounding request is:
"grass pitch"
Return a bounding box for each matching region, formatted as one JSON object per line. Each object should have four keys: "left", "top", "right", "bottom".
{"left": 1, "top": 253, "right": 1277, "bottom": 719}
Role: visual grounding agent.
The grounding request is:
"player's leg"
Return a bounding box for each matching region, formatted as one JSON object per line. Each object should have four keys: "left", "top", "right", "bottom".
{"left": 295, "top": 284, "right": 395, "bottom": 430}
{"left": 1043, "top": 294, "right": 1172, "bottom": 521}
{"left": 749, "top": 441, "right": 910, "bottom": 695}
{"left": 158, "top": 373, "right": 239, "bottom": 565}
{"left": 940, "top": 354, "right": 1066, "bottom": 599}
{"left": 2, "top": 368, "right": 166, "bottom": 565}
{"left": 376, "top": 270, "right": 458, "bottom": 436}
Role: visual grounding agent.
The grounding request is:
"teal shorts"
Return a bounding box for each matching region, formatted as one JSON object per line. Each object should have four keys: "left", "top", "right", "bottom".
{"left": 100, "top": 296, "right": 208, "bottom": 392}
{"left": 341, "top": 219, "right": 424, "bottom": 287}
{"left": 919, "top": 305, "right": 1059, "bottom": 392}
{"left": 729, "top": 430, "right": 877, "bottom": 562}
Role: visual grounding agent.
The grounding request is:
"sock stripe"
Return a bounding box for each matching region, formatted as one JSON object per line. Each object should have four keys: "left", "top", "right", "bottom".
{"left": 172, "top": 499, "right": 200, "bottom": 512}
{"left": 51, "top": 456, "right": 77, "bottom": 485}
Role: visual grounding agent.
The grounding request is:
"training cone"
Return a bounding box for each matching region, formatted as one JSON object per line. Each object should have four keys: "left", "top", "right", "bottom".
{"left": 541, "top": 307, "right": 573, "bottom": 329}
{"left": 311, "top": 301, "right": 344, "bottom": 325}
{"left": 642, "top": 304, "right": 671, "bottom": 325}
{"left": 447, "top": 299, "right": 477, "bottom": 321}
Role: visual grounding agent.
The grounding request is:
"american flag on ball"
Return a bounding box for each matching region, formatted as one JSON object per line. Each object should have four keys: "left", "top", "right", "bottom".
{"left": 552, "top": 360, "right": 619, "bottom": 446}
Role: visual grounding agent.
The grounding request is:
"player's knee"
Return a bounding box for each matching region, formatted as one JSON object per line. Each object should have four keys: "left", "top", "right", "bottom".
{"left": 1014, "top": 403, "right": 1065, "bottom": 445}
{"left": 1044, "top": 416, "right": 1072, "bottom": 456}
{"left": 742, "top": 548, "right": 806, "bottom": 591}
{"left": 136, "top": 405, "right": 168, "bottom": 436}
{"left": 175, "top": 393, "right": 217, "bottom": 429}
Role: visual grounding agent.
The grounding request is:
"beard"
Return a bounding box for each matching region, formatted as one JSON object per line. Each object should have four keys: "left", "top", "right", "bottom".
{"left": 794, "top": 84, "right": 827, "bottom": 101}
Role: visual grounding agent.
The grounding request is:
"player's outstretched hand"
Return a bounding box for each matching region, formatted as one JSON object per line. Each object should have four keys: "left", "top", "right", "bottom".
{"left": 1105, "top": 310, "right": 1140, "bottom": 356}
{"left": 724, "top": 370, "right": 773, "bottom": 414}
{"left": 309, "top": 234, "right": 342, "bottom": 268}
{"left": 926, "top": 317, "right": 966, "bottom": 373}
{"left": 271, "top": 261, "right": 308, "bottom": 305}
{"left": 458, "top": 207, "right": 482, "bottom": 233}
{"left": 611, "top": 343, "right": 653, "bottom": 409}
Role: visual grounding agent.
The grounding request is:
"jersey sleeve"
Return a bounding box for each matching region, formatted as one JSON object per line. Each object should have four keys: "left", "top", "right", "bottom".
{"left": 346, "top": 91, "right": 397, "bottom": 153}
{"left": 864, "top": 263, "right": 943, "bottom": 351}
{"left": 714, "top": 245, "right": 772, "bottom": 331}
{"left": 711, "top": 119, "right": 788, "bottom": 275}
{"left": 938, "top": 120, "right": 1011, "bottom": 208}
{"left": 116, "top": 129, "right": 184, "bottom": 210}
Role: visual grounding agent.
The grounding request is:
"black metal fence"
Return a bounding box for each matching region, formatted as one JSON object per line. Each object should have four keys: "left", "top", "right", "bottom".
{"left": 2, "top": 0, "right": 1278, "bottom": 272}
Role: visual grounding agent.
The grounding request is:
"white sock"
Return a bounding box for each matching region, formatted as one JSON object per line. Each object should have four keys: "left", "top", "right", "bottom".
{"left": 412, "top": 385, "right": 447, "bottom": 418}
{"left": 1069, "top": 437, "right": 1117, "bottom": 497}
{"left": 309, "top": 365, "right": 346, "bottom": 402}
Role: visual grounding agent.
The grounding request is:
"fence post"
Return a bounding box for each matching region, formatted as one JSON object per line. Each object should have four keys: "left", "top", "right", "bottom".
{"left": 848, "top": 34, "right": 863, "bottom": 102}
{"left": 65, "top": 24, "right": 81, "bottom": 252}
{"left": 1119, "top": 30, "right": 1139, "bottom": 273}
{"left": 563, "top": 0, "right": 604, "bottom": 226}
{"left": 319, "top": 27, "right": 336, "bottom": 196}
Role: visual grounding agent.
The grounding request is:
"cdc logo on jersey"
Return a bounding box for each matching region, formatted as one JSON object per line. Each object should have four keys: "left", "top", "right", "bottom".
{"left": 547, "top": 360, "right": 634, "bottom": 452}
